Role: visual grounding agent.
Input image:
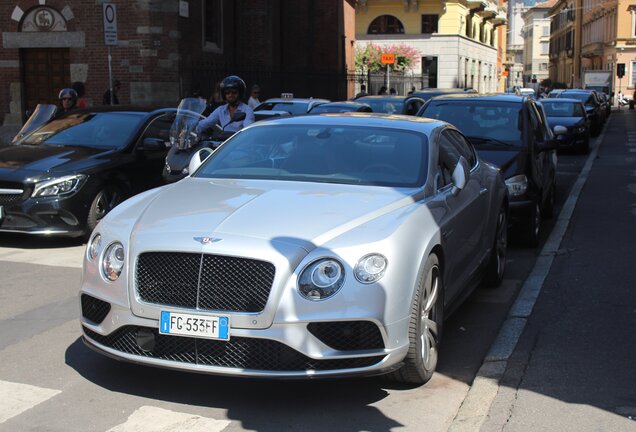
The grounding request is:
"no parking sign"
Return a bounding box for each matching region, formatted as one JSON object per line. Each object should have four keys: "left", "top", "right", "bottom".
{"left": 103, "top": 3, "right": 118, "bottom": 45}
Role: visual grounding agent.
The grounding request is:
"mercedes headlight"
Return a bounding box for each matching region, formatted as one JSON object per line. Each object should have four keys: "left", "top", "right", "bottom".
{"left": 505, "top": 174, "right": 528, "bottom": 197}
{"left": 355, "top": 254, "right": 388, "bottom": 283}
{"left": 87, "top": 233, "right": 102, "bottom": 262}
{"left": 101, "top": 242, "right": 125, "bottom": 281}
{"left": 298, "top": 258, "right": 345, "bottom": 301}
{"left": 32, "top": 174, "right": 86, "bottom": 197}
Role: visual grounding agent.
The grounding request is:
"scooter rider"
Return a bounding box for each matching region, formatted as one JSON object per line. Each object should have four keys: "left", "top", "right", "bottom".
{"left": 56, "top": 88, "right": 78, "bottom": 117}
{"left": 197, "top": 75, "right": 255, "bottom": 134}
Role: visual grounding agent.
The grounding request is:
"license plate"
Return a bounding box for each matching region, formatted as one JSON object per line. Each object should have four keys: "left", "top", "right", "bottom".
{"left": 159, "top": 311, "right": 230, "bottom": 340}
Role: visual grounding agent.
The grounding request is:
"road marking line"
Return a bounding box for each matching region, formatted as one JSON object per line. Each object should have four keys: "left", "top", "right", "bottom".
{"left": 0, "top": 380, "right": 61, "bottom": 424}
{"left": 448, "top": 109, "right": 611, "bottom": 432}
{"left": 107, "top": 406, "right": 231, "bottom": 432}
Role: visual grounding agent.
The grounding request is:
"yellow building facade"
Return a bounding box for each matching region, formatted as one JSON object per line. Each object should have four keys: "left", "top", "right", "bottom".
{"left": 355, "top": 0, "right": 507, "bottom": 93}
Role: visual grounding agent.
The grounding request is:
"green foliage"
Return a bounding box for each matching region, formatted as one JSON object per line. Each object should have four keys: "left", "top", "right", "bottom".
{"left": 355, "top": 43, "right": 421, "bottom": 73}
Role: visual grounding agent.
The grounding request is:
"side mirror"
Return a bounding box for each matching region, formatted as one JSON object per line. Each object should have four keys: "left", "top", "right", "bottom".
{"left": 553, "top": 125, "right": 567, "bottom": 136}
{"left": 232, "top": 111, "right": 246, "bottom": 123}
{"left": 187, "top": 147, "right": 214, "bottom": 175}
{"left": 451, "top": 156, "right": 470, "bottom": 196}
{"left": 139, "top": 137, "right": 167, "bottom": 151}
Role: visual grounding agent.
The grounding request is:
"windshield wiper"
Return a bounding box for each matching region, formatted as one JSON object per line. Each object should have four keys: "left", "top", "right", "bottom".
{"left": 466, "top": 136, "right": 516, "bottom": 148}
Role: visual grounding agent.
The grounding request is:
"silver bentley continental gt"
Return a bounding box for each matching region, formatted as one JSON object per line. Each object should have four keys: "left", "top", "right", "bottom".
{"left": 80, "top": 113, "right": 508, "bottom": 385}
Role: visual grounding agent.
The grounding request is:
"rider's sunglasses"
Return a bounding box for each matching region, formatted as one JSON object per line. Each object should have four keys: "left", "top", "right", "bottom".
{"left": 224, "top": 89, "right": 239, "bottom": 95}
{"left": 61, "top": 97, "right": 73, "bottom": 101}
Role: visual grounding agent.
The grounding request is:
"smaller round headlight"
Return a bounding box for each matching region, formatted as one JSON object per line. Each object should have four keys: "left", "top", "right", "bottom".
{"left": 101, "top": 242, "right": 125, "bottom": 281}
{"left": 87, "top": 233, "right": 102, "bottom": 261}
{"left": 355, "top": 254, "right": 388, "bottom": 283}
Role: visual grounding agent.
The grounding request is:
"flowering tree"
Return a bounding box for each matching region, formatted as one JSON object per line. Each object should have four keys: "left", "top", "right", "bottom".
{"left": 355, "top": 43, "right": 421, "bottom": 73}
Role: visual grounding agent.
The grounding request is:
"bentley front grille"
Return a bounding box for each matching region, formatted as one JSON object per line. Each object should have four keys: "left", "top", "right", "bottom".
{"left": 136, "top": 252, "right": 276, "bottom": 313}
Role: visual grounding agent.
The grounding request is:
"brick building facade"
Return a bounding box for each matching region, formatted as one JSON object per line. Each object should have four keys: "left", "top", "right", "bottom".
{"left": 0, "top": 0, "right": 356, "bottom": 138}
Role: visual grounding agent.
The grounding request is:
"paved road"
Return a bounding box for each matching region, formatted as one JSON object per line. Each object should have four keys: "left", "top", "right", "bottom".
{"left": 0, "top": 141, "right": 591, "bottom": 431}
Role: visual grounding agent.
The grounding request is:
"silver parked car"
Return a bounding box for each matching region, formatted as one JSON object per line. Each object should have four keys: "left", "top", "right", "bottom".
{"left": 80, "top": 113, "right": 508, "bottom": 385}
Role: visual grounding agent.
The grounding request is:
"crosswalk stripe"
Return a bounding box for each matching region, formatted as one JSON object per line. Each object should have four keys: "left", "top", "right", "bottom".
{"left": 107, "top": 406, "right": 231, "bottom": 432}
{"left": 0, "top": 380, "right": 61, "bottom": 424}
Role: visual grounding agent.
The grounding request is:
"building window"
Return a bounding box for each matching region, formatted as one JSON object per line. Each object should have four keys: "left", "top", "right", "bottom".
{"left": 541, "top": 42, "right": 549, "bottom": 55}
{"left": 632, "top": 9, "right": 636, "bottom": 37}
{"left": 203, "top": 0, "right": 223, "bottom": 52}
{"left": 631, "top": 61, "right": 636, "bottom": 87}
{"left": 368, "top": 15, "right": 404, "bottom": 34}
{"left": 542, "top": 26, "right": 549, "bottom": 36}
{"left": 421, "top": 15, "right": 439, "bottom": 33}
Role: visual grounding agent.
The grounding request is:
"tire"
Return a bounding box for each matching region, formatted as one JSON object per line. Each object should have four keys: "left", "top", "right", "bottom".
{"left": 389, "top": 254, "right": 443, "bottom": 385}
{"left": 542, "top": 184, "right": 556, "bottom": 219}
{"left": 86, "top": 186, "right": 123, "bottom": 236}
{"left": 522, "top": 201, "right": 541, "bottom": 248}
{"left": 483, "top": 206, "right": 508, "bottom": 288}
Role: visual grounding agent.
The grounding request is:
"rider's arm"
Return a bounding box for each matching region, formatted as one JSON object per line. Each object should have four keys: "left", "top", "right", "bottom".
{"left": 197, "top": 107, "right": 221, "bottom": 133}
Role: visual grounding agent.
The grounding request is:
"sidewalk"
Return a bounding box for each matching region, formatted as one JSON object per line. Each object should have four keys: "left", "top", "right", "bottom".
{"left": 475, "top": 109, "right": 636, "bottom": 430}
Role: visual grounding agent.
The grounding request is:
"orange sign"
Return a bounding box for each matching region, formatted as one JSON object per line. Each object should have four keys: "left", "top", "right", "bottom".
{"left": 381, "top": 54, "right": 395, "bottom": 65}
{"left": 502, "top": 70, "right": 509, "bottom": 77}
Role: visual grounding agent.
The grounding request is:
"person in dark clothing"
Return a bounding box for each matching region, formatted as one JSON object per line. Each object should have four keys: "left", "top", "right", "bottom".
{"left": 55, "top": 88, "right": 78, "bottom": 118}
{"left": 103, "top": 80, "right": 121, "bottom": 105}
{"left": 72, "top": 81, "right": 88, "bottom": 108}
{"left": 378, "top": 86, "right": 388, "bottom": 95}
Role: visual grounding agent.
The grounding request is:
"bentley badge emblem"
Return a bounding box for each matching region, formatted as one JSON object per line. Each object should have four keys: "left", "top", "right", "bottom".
{"left": 194, "top": 236, "right": 221, "bottom": 245}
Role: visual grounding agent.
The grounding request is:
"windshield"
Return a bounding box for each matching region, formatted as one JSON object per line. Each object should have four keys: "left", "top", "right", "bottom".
{"left": 170, "top": 97, "right": 207, "bottom": 150}
{"left": 422, "top": 101, "right": 523, "bottom": 146}
{"left": 18, "top": 112, "right": 145, "bottom": 149}
{"left": 194, "top": 124, "right": 428, "bottom": 187}
{"left": 559, "top": 93, "right": 592, "bottom": 104}
{"left": 358, "top": 100, "right": 404, "bottom": 115}
{"left": 12, "top": 104, "right": 58, "bottom": 144}
{"left": 541, "top": 101, "right": 586, "bottom": 117}
{"left": 255, "top": 102, "right": 310, "bottom": 115}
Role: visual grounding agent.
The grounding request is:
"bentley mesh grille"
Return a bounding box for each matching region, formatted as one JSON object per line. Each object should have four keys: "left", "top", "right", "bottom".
{"left": 136, "top": 252, "right": 275, "bottom": 313}
{"left": 81, "top": 294, "right": 111, "bottom": 324}
{"left": 307, "top": 321, "right": 385, "bottom": 351}
{"left": 83, "top": 326, "right": 385, "bottom": 371}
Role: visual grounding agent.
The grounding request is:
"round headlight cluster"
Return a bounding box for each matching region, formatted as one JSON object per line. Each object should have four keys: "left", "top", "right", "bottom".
{"left": 298, "top": 258, "right": 345, "bottom": 301}
{"left": 101, "top": 242, "right": 125, "bottom": 281}
{"left": 87, "top": 233, "right": 102, "bottom": 261}
{"left": 354, "top": 254, "right": 388, "bottom": 283}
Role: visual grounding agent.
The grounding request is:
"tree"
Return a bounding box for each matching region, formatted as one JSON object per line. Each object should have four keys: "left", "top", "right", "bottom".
{"left": 355, "top": 43, "right": 421, "bottom": 73}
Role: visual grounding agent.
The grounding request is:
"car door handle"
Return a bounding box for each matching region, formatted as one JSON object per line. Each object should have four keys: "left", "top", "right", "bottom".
{"left": 480, "top": 187, "right": 488, "bottom": 196}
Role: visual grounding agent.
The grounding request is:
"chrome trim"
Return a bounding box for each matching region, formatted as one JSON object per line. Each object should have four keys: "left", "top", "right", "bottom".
{"left": 0, "top": 228, "right": 79, "bottom": 235}
{"left": 0, "top": 188, "right": 23, "bottom": 194}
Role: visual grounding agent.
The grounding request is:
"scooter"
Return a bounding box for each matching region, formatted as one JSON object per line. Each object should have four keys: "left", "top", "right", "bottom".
{"left": 162, "top": 98, "right": 245, "bottom": 183}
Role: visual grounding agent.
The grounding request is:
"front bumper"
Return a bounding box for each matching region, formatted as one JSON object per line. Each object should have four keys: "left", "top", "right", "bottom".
{"left": 80, "top": 294, "right": 409, "bottom": 378}
{"left": 555, "top": 130, "right": 589, "bottom": 149}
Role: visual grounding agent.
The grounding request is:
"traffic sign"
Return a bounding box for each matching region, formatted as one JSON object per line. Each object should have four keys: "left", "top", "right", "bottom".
{"left": 103, "top": 3, "right": 118, "bottom": 46}
{"left": 381, "top": 54, "right": 395, "bottom": 65}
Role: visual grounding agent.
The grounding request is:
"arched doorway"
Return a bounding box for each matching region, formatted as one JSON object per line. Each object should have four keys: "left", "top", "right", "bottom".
{"left": 19, "top": 7, "right": 71, "bottom": 114}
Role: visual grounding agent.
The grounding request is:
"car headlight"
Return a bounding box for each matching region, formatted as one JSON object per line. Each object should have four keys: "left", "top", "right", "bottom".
{"left": 101, "top": 242, "right": 125, "bottom": 281}
{"left": 298, "top": 258, "right": 345, "bottom": 301}
{"left": 355, "top": 254, "right": 387, "bottom": 284}
{"left": 87, "top": 233, "right": 102, "bottom": 261}
{"left": 32, "top": 174, "right": 86, "bottom": 197}
{"left": 505, "top": 174, "right": 528, "bottom": 197}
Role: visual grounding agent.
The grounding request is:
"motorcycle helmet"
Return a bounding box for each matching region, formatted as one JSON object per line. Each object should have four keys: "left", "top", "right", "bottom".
{"left": 219, "top": 75, "right": 246, "bottom": 99}
{"left": 58, "top": 88, "right": 78, "bottom": 103}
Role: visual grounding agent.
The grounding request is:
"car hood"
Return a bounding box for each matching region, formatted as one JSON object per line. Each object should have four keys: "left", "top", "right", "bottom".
{"left": 127, "top": 178, "right": 417, "bottom": 251}
{"left": 0, "top": 144, "right": 111, "bottom": 181}
{"left": 546, "top": 116, "right": 585, "bottom": 127}
{"left": 476, "top": 148, "right": 524, "bottom": 180}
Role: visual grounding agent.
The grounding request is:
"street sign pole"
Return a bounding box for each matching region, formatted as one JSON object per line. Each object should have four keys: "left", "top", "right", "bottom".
{"left": 103, "top": 3, "right": 118, "bottom": 104}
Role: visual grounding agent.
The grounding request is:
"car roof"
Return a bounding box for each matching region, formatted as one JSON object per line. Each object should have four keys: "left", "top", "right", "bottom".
{"left": 354, "top": 95, "right": 413, "bottom": 101}
{"left": 319, "top": 101, "right": 370, "bottom": 107}
{"left": 245, "top": 111, "right": 445, "bottom": 133}
{"left": 539, "top": 98, "right": 583, "bottom": 104}
{"left": 424, "top": 93, "right": 526, "bottom": 103}
{"left": 261, "top": 98, "right": 330, "bottom": 103}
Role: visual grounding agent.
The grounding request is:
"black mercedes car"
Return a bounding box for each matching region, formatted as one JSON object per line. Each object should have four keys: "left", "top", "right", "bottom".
{"left": 0, "top": 106, "right": 176, "bottom": 237}
{"left": 419, "top": 93, "right": 563, "bottom": 246}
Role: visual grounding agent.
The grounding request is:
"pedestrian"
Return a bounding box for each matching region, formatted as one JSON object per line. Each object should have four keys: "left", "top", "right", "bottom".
{"left": 247, "top": 84, "right": 261, "bottom": 109}
{"left": 72, "top": 81, "right": 89, "bottom": 108}
{"left": 407, "top": 85, "right": 416, "bottom": 95}
{"left": 55, "top": 88, "right": 78, "bottom": 118}
{"left": 197, "top": 75, "right": 255, "bottom": 134}
{"left": 378, "top": 86, "right": 388, "bottom": 95}
{"left": 102, "top": 80, "right": 121, "bottom": 105}
{"left": 389, "top": 87, "right": 397, "bottom": 96}
{"left": 355, "top": 84, "right": 368, "bottom": 99}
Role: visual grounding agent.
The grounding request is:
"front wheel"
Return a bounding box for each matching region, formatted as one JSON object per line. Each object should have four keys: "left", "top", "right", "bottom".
{"left": 521, "top": 201, "right": 541, "bottom": 247}
{"left": 389, "top": 254, "right": 443, "bottom": 385}
{"left": 483, "top": 206, "right": 508, "bottom": 288}
{"left": 86, "top": 186, "right": 123, "bottom": 236}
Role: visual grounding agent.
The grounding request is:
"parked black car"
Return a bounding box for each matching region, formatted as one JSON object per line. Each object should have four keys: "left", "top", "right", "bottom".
{"left": 419, "top": 93, "right": 562, "bottom": 246}
{"left": 539, "top": 98, "right": 591, "bottom": 153}
{"left": 353, "top": 95, "right": 426, "bottom": 115}
{"left": 0, "top": 106, "right": 176, "bottom": 237}
{"left": 556, "top": 90, "right": 604, "bottom": 136}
